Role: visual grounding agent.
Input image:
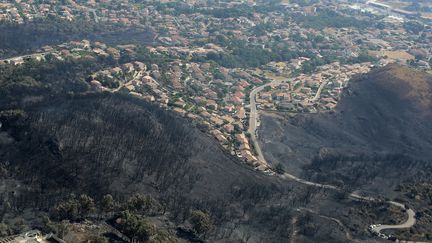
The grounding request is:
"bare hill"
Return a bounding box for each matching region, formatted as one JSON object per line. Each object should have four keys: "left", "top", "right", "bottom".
{"left": 260, "top": 64, "right": 432, "bottom": 195}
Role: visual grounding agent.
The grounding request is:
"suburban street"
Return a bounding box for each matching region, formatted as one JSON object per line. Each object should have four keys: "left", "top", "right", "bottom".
{"left": 248, "top": 78, "right": 283, "bottom": 163}
{"left": 311, "top": 79, "right": 328, "bottom": 102}
{"left": 87, "top": 8, "right": 99, "bottom": 23}
{"left": 111, "top": 71, "right": 142, "bottom": 93}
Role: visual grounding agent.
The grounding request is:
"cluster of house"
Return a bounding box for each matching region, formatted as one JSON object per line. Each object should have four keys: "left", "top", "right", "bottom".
{"left": 0, "top": 3, "right": 24, "bottom": 24}
{"left": 157, "top": 62, "right": 269, "bottom": 170}
{"left": 89, "top": 61, "right": 171, "bottom": 106}
{"left": 0, "top": 0, "right": 156, "bottom": 26}
{"left": 2, "top": 0, "right": 431, "bottom": 172}
{"left": 87, "top": 43, "right": 270, "bottom": 170}
{"left": 0, "top": 40, "right": 127, "bottom": 66}
{"left": 0, "top": 230, "right": 65, "bottom": 243}
{"left": 324, "top": 25, "right": 432, "bottom": 68}
{"left": 86, "top": 51, "right": 369, "bottom": 170}
{"left": 257, "top": 62, "right": 372, "bottom": 113}
{"left": 0, "top": 0, "right": 199, "bottom": 27}
{"left": 265, "top": 58, "right": 311, "bottom": 74}
{"left": 275, "top": 1, "right": 432, "bottom": 72}
{"left": 0, "top": 1, "right": 76, "bottom": 23}
{"left": 90, "top": 61, "right": 146, "bottom": 88}
{"left": 2, "top": 0, "right": 432, "bottom": 70}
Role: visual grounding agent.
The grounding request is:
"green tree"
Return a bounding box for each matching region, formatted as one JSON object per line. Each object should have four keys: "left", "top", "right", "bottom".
{"left": 151, "top": 229, "right": 179, "bottom": 243}
{"left": 0, "top": 223, "right": 11, "bottom": 237}
{"left": 14, "top": 219, "right": 29, "bottom": 233}
{"left": 118, "top": 211, "right": 156, "bottom": 241}
{"left": 404, "top": 21, "right": 424, "bottom": 34}
{"left": 43, "top": 217, "right": 69, "bottom": 238}
{"left": 78, "top": 194, "right": 95, "bottom": 215}
{"left": 126, "top": 194, "right": 159, "bottom": 214}
{"left": 101, "top": 194, "right": 115, "bottom": 213}
{"left": 54, "top": 199, "right": 79, "bottom": 221}
{"left": 189, "top": 210, "right": 212, "bottom": 235}
{"left": 88, "top": 235, "right": 109, "bottom": 243}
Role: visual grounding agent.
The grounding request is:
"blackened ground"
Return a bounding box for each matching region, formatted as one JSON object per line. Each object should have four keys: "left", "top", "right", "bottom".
{"left": 260, "top": 64, "right": 432, "bottom": 197}
{"left": 0, "top": 58, "right": 407, "bottom": 243}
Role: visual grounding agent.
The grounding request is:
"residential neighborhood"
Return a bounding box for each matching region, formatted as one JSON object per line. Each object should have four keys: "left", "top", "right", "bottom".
{"left": 1, "top": 0, "right": 432, "bottom": 172}
{"left": 257, "top": 62, "right": 372, "bottom": 113}
{"left": 1, "top": 0, "right": 432, "bottom": 243}
{"left": 86, "top": 44, "right": 270, "bottom": 171}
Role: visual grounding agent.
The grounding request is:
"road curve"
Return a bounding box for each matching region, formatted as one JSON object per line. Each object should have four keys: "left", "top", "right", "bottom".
{"left": 374, "top": 201, "right": 416, "bottom": 233}
{"left": 281, "top": 163, "right": 417, "bottom": 236}
{"left": 111, "top": 71, "right": 142, "bottom": 92}
{"left": 248, "top": 77, "right": 418, "bottom": 241}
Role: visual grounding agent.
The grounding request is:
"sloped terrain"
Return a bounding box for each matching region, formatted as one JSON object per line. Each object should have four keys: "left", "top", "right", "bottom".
{"left": 0, "top": 93, "right": 282, "bottom": 241}
{"left": 260, "top": 64, "right": 432, "bottom": 196}
{"left": 0, "top": 60, "right": 360, "bottom": 243}
{"left": 0, "top": 60, "right": 421, "bottom": 242}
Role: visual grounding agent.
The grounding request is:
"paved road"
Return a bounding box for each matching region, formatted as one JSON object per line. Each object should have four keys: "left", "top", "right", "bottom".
{"left": 373, "top": 201, "right": 416, "bottom": 233}
{"left": 247, "top": 77, "right": 419, "bottom": 242}
{"left": 280, "top": 172, "right": 338, "bottom": 190}
{"left": 0, "top": 52, "right": 52, "bottom": 63}
{"left": 350, "top": 194, "right": 417, "bottom": 238}
{"left": 88, "top": 8, "right": 99, "bottom": 23}
{"left": 111, "top": 71, "right": 142, "bottom": 92}
{"left": 311, "top": 80, "right": 328, "bottom": 102}
{"left": 280, "top": 151, "right": 417, "bottom": 242}
{"left": 248, "top": 79, "right": 283, "bottom": 162}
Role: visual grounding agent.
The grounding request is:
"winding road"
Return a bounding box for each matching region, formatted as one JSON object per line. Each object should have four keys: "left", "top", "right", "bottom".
{"left": 373, "top": 201, "right": 416, "bottom": 234}
{"left": 248, "top": 78, "right": 418, "bottom": 242}
{"left": 111, "top": 71, "right": 142, "bottom": 93}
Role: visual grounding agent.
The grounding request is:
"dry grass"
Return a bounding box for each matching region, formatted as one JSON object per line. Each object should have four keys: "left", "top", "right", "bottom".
{"left": 384, "top": 65, "right": 432, "bottom": 111}
{"left": 263, "top": 71, "right": 290, "bottom": 81}
{"left": 369, "top": 50, "right": 415, "bottom": 61}
{"left": 62, "top": 222, "right": 108, "bottom": 242}
{"left": 252, "top": 68, "right": 289, "bottom": 81}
